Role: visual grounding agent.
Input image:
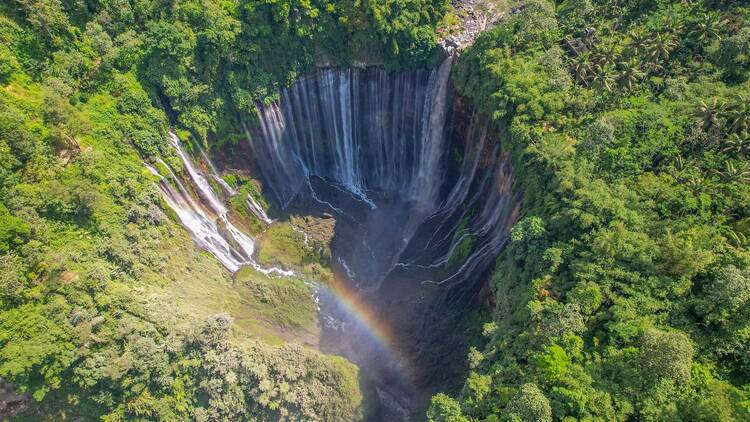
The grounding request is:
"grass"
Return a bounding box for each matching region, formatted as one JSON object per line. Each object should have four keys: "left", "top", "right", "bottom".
{"left": 234, "top": 267, "right": 318, "bottom": 333}
{"left": 227, "top": 176, "right": 269, "bottom": 235}
{"left": 228, "top": 189, "right": 266, "bottom": 235}
{"left": 254, "top": 216, "right": 336, "bottom": 284}
{"left": 256, "top": 221, "right": 308, "bottom": 269}
{"left": 141, "top": 227, "right": 319, "bottom": 346}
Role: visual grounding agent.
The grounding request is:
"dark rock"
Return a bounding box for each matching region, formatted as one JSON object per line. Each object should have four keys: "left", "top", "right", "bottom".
{"left": 0, "top": 378, "right": 28, "bottom": 419}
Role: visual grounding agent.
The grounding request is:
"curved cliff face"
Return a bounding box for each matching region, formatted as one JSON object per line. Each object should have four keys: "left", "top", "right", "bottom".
{"left": 241, "top": 58, "right": 521, "bottom": 419}
{"left": 246, "top": 58, "right": 520, "bottom": 290}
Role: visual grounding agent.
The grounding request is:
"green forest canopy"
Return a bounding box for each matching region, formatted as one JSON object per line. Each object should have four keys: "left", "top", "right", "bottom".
{"left": 1, "top": 0, "right": 750, "bottom": 420}
{"left": 429, "top": 0, "right": 750, "bottom": 421}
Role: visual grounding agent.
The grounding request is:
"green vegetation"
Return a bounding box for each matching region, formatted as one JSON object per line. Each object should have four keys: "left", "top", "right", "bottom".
{"left": 227, "top": 175, "right": 269, "bottom": 235}
{"left": 257, "top": 223, "right": 310, "bottom": 268}
{"left": 255, "top": 216, "right": 336, "bottom": 282}
{"left": 429, "top": 0, "right": 750, "bottom": 420}
{"left": 447, "top": 213, "right": 477, "bottom": 270}
{"left": 5, "top": 0, "right": 750, "bottom": 419}
{"left": 5, "top": 0, "right": 447, "bottom": 146}
{"left": 1, "top": 0, "right": 451, "bottom": 416}
{"left": 0, "top": 0, "right": 400, "bottom": 419}
{"left": 234, "top": 267, "right": 318, "bottom": 334}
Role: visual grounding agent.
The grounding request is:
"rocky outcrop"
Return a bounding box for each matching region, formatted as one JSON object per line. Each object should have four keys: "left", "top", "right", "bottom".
{"left": 438, "top": 0, "right": 525, "bottom": 53}
{"left": 0, "top": 378, "right": 28, "bottom": 418}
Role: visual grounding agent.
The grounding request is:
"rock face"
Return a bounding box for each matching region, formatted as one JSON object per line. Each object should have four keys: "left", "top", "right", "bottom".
{"left": 562, "top": 28, "right": 598, "bottom": 56}
{"left": 438, "top": 0, "right": 520, "bottom": 53}
{"left": 0, "top": 378, "right": 28, "bottom": 418}
{"left": 242, "top": 58, "right": 521, "bottom": 420}
{"left": 245, "top": 57, "right": 519, "bottom": 291}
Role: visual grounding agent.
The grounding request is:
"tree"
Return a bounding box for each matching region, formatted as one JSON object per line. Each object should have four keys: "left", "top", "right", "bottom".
{"left": 11, "top": 0, "right": 73, "bottom": 47}
{"left": 714, "top": 160, "right": 750, "bottom": 184}
{"left": 534, "top": 344, "right": 569, "bottom": 382}
{"left": 0, "top": 304, "right": 77, "bottom": 401}
{"left": 0, "top": 253, "right": 26, "bottom": 305}
{"left": 510, "top": 0, "right": 560, "bottom": 51}
{"left": 0, "top": 205, "right": 29, "bottom": 253}
{"left": 427, "top": 393, "right": 469, "bottom": 422}
{"left": 568, "top": 281, "right": 602, "bottom": 315}
{"left": 696, "top": 98, "right": 727, "bottom": 134}
{"left": 590, "top": 63, "right": 614, "bottom": 92}
{"left": 615, "top": 58, "right": 645, "bottom": 92}
{"left": 557, "top": 0, "right": 594, "bottom": 33}
{"left": 721, "top": 134, "right": 750, "bottom": 157}
{"left": 643, "top": 32, "right": 677, "bottom": 65}
{"left": 638, "top": 329, "right": 694, "bottom": 386}
{"left": 713, "top": 26, "right": 750, "bottom": 83}
{"left": 726, "top": 96, "right": 749, "bottom": 136}
{"left": 688, "top": 11, "right": 728, "bottom": 44}
{"left": 504, "top": 383, "right": 552, "bottom": 422}
{"left": 705, "top": 265, "right": 750, "bottom": 319}
{"left": 570, "top": 51, "right": 593, "bottom": 86}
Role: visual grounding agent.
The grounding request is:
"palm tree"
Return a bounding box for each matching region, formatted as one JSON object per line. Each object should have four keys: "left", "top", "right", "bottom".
{"left": 727, "top": 230, "right": 747, "bottom": 248}
{"left": 695, "top": 99, "right": 726, "bottom": 133}
{"left": 591, "top": 42, "right": 618, "bottom": 70}
{"left": 663, "top": 11, "right": 684, "bottom": 35}
{"left": 671, "top": 154, "right": 697, "bottom": 181}
{"left": 643, "top": 32, "right": 678, "bottom": 65}
{"left": 674, "top": 154, "right": 687, "bottom": 172}
{"left": 615, "top": 58, "right": 645, "bottom": 91}
{"left": 689, "top": 11, "right": 728, "bottom": 43}
{"left": 714, "top": 160, "right": 750, "bottom": 184}
{"left": 687, "top": 173, "right": 708, "bottom": 194}
{"left": 727, "top": 96, "right": 749, "bottom": 136}
{"left": 570, "top": 52, "right": 593, "bottom": 86}
{"left": 591, "top": 63, "right": 614, "bottom": 93}
{"left": 721, "top": 133, "right": 750, "bottom": 157}
{"left": 626, "top": 30, "right": 649, "bottom": 56}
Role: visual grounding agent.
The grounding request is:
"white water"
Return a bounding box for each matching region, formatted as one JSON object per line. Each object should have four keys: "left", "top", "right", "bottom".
{"left": 247, "top": 58, "right": 454, "bottom": 211}
{"left": 148, "top": 132, "right": 292, "bottom": 276}
{"left": 196, "top": 143, "right": 274, "bottom": 227}
{"left": 245, "top": 196, "right": 273, "bottom": 226}
{"left": 246, "top": 57, "right": 520, "bottom": 288}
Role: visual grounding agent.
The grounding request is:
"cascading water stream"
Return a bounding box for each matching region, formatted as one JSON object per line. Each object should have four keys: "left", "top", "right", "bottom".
{"left": 246, "top": 59, "right": 457, "bottom": 290}
{"left": 147, "top": 131, "right": 290, "bottom": 276}
{"left": 248, "top": 58, "right": 453, "bottom": 211}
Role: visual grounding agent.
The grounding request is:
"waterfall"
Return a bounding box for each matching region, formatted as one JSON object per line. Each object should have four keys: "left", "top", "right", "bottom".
{"left": 147, "top": 131, "right": 292, "bottom": 276}
{"left": 158, "top": 58, "right": 522, "bottom": 420}
{"left": 248, "top": 58, "right": 453, "bottom": 211}
{"left": 395, "top": 114, "right": 521, "bottom": 288}
{"left": 246, "top": 57, "right": 520, "bottom": 289}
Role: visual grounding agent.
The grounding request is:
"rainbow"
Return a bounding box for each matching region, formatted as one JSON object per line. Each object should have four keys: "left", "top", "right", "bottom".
{"left": 319, "top": 271, "right": 413, "bottom": 380}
